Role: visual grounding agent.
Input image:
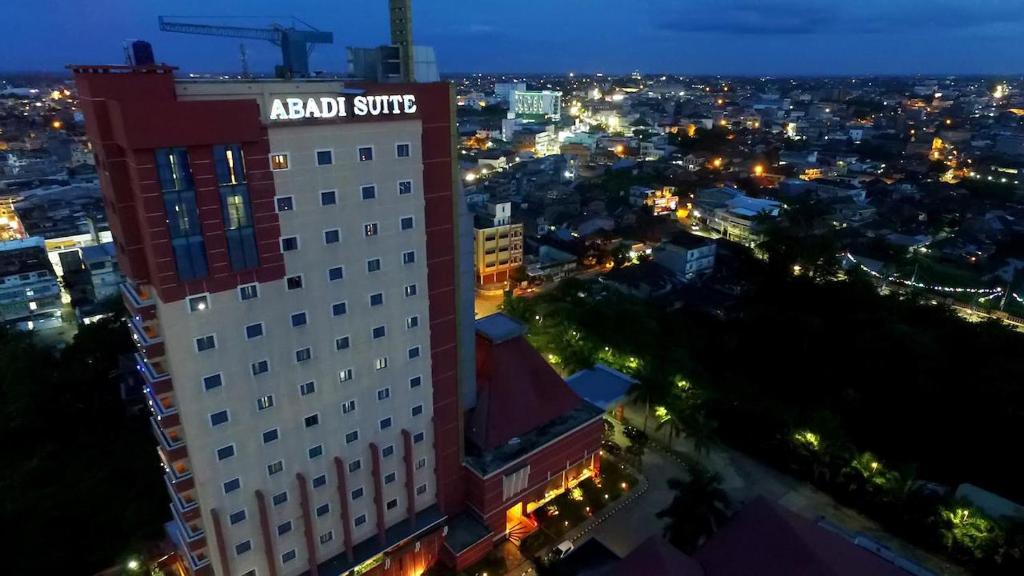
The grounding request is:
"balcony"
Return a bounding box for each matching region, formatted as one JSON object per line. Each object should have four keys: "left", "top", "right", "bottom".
{"left": 128, "top": 315, "right": 164, "bottom": 358}
{"left": 151, "top": 415, "right": 187, "bottom": 464}
{"left": 146, "top": 384, "right": 178, "bottom": 417}
{"left": 136, "top": 352, "right": 172, "bottom": 394}
{"left": 171, "top": 498, "right": 205, "bottom": 542}
{"left": 166, "top": 475, "right": 200, "bottom": 522}
{"left": 121, "top": 281, "right": 156, "bottom": 320}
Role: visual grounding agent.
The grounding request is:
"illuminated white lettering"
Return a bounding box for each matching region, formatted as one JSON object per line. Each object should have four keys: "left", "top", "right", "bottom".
{"left": 319, "top": 97, "right": 338, "bottom": 118}
{"left": 353, "top": 96, "right": 368, "bottom": 116}
{"left": 389, "top": 94, "right": 403, "bottom": 114}
{"left": 403, "top": 95, "right": 417, "bottom": 113}
{"left": 367, "top": 95, "right": 383, "bottom": 115}
{"left": 269, "top": 99, "right": 288, "bottom": 120}
{"left": 338, "top": 97, "right": 347, "bottom": 117}
{"left": 305, "top": 97, "right": 321, "bottom": 118}
{"left": 286, "top": 98, "right": 304, "bottom": 119}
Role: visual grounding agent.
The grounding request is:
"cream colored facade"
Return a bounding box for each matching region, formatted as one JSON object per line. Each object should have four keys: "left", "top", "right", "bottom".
{"left": 156, "top": 82, "right": 437, "bottom": 576}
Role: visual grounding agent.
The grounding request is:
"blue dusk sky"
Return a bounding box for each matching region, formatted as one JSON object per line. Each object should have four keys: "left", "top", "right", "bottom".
{"left": 2, "top": 0, "right": 1022, "bottom": 75}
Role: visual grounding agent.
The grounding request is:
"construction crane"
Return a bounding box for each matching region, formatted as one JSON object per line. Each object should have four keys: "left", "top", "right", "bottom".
{"left": 157, "top": 16, "right": 333, "bottom": 78}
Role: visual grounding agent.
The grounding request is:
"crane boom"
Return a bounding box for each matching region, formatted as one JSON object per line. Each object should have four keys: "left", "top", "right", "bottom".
{"left": 157, "top": 16, "right": 333, "bottom": 77}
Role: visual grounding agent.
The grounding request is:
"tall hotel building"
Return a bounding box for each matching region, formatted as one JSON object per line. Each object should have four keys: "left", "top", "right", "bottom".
{"left": 72, "top": 53, "right": 602, "bottom": 576}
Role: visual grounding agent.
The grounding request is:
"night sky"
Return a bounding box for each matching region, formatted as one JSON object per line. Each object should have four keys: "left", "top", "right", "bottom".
{"left": 3, "top": 0, "right": 1023, "bottom": 75}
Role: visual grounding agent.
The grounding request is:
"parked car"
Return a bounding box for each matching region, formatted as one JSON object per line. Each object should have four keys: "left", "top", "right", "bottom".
{"left": 601, "top": 440, "right": 622, "bottom": 456}
{"left": 623, "top": 425, "right": 648, "bottom": 444}
{"left": 552, "top": 540, "right": 574, "bottom": 560}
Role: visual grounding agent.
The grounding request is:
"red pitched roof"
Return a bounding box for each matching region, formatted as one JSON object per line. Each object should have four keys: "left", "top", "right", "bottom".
{"left": 595, "top": 536, "right": 705, "bottom": 576}
{"left": 469, "top": 321, "right": 583, "bottom": 451}
{"left": 694, "top": 497, "right": 911, "bottom": 576}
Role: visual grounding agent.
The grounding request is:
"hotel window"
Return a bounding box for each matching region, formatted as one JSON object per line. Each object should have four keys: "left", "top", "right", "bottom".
{"left": 345, "top": 430, "right": 359, "bottom": 444}
{"left": 382, "top": 445, "right": 395, "bottom": 458}
{"left": 416, "top": 457, "right": 427, "bottom": 470}
{"left": 351, "top": 486, "right": 364, "bottom": 500}
{"left": 224, "top": 478, "right": 241, "bottom": 494}
{"left": 281, "top": 236, "right": 299, "bottom": 252}
{"left": 374, "top": 356, "right": 388, "bottom": 370}
{"left": 328, "top": 266, "right": 344, "bottom": 282}
{"left": 321, "top": 189, "right": 337, "bottom": 205}
{"left": 320, "top": 531, "right": 334, "bottom": 545}
{"left": 295, "top": 347, "right": 312, "bottom": 363}
{"left": 379, "top": 417, "right": 393, "bottom": 431}
{"left": 369, "top": 292, "right": 384, "bottom": 307}
{"left": 286, "top": 275, "right": 304, "bottom": 290}
{"left": 187, "top": 294, "right": 209, "bottom": 313}
{"left": 335, "top": 336, "right": 351, "bottom": 350}
{"left": 195, "top": 334, "right": 216, "bottom": 352}
{"left": 272, "top": 491, "right": 288, "bottom": 506}
{"left": 245, "top": 322, "right": 264, "bottom": 339}
{"left": 361, "top": 184, "right": 377, "bottom": 200}
{"left": 384, "top": 473, "right": 397, "bottom": 485}
{"left": 304, "top": 413, "right": 320, "bottom": 428}
{"left": 216, "top": 145, "right": 259, "bottom": 271}
{"left": 251, "top": 359, "right": 270, "bottom": 376}
{"left": 257, "top": 394, "right": 274, "bottom": 411}
{"left": 313, "top": 474, "right": 327, "bottom": 488}
{"left": 156, "top": 148, "right": 208, "bottom": 280}
{"left": 357, "top": 146, "right": 373, "bottom": 161}
{"left": 203, "top": 373, "right": 223, "bottom": 391}
{"left": 402, "top": 250, "right": 416, "bottom": 265}
{"left": 299, "top": 381, "right": 316, "bottom": 396}
{"left": 229, "top": 509, "right": 247, "bottom": 525}
{"left": 409, "top": 375, "right": 422, "bottom": 389}
{"left": 281, "top": 549, "right": 297, "bottom": 564}
{"left": 277, "top": 521, "right": 292, "bottom": 535}
{"left": 324, "top": 229, "right": 340, "bottom": 244}
{"left": 275, "top": 196, "right": 294, "bottom": 212}
{"left": 316, "top": 503, "right": 330, "bottom": 517}
{"left": 400, "top": 216, "right": 414, "bottom": 231}
{"left": 411, "top": 404, "right": 423, "bottom": 417}
{"left": 372, "top": 325, "right": 386, "bottom": 339}
{"left": 331, "top": 301, "right": 348, "bottom": 317}
{"left": 216, "top": 445, "right": 235, "bottom": 461}
{"left": 291, "top": 311, "right": 308, "bottom": 327}
{"left": 354, "top": 514, "right": 367, "bottom": 527}
{"left": 270, "top": 153, "right": 289, "bottom": 170}
{"left": 209, "top": 410, "right": 229, "bottom": 427}
{"left": 267, "top": 460, "right": 284, "bottom": 476}
{"left": 263, "top": 428, "right": 279, "bottom": 444}
{"left": 406, "top": 315, "right": 419, "bottom": 329}
{"left": 416, "top": 483, "right": 428, "bottom": 496}
{"left": 386, "top": 498, "right": 399, "bottom": 511}
{"left": 413, "top": 431, "right": 425, "bottom": 444}
{"left": 377, "top": 387, "right": 391, "bottom": 401}
{"left": 398, "top": 180, "right": 413, "bottom": 195}
{"left": 404, "top": 283, "right": 417, "bottom": 297}
{"left": 367, "top": 258, "right": 381, "bottom": 273}
{"left": 308, "top": 444, "right": 323, "bottom": 459}
{"left": 408, "top": 346, "right": 421, "bottom": 360}
{"left": 239, "top": 283, "right": 259, "bottom": 301}
{"left": 364, "top": 222, "right": 379, "bottom": 237}
{"left": 316, "top": 149, "right": 334, "bottom": 166}
{"left": 339, "top": 368, "right": 353, "bottom": 382}
{"left": 341, "top": 399, "right": 356, "bottom": 414}
{"left": 396, "top": 143, "right": 410, "bottom": 158}
{"left": 235, "top": 540, "right": 252, "bottom": 556}
{"left": 348, "top": 459, "right": 361, "bottom": 473}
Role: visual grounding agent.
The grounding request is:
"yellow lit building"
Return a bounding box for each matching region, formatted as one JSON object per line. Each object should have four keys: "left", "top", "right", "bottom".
{"left": 474, "top": 202, "right": 523, "bottom": 289}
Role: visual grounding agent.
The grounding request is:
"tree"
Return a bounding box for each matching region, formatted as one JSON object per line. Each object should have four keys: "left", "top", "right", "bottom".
{"left": 657, "top": 461, "right": 732, "bottom": 553}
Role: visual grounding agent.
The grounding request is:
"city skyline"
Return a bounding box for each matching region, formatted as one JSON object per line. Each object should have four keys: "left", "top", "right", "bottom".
{"left": 4, "top": 0, "right": 1024, "bottom": 75}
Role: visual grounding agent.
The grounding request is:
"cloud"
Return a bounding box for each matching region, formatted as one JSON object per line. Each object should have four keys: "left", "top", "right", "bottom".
{"left": 655, "top": 0, "right": 1024, "bottom": 36}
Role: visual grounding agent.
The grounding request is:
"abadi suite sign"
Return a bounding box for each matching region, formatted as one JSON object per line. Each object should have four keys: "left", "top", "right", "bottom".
{"left": 268, "top": 94, "right": 418, "bottom": 121}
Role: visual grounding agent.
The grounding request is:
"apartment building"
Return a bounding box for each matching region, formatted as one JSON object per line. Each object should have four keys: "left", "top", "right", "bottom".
{"left": 472, "top": 202, "right": 523, "bottom": 290}
{"left": 72, "top": 63, "right": 468, "bottom": 576}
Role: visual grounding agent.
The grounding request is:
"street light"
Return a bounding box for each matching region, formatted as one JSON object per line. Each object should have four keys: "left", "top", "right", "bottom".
{"left": 127, "top": 559, "right": 141, "bottom": 572}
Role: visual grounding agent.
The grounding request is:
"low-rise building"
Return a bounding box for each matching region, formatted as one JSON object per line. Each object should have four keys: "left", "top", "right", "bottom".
{"left": 0, "top": 237, "right": 62, "bottom": 330}
{"left": 653, "top": 232, "right": 716, "bottom": 281}
{"left": 473, "top": 202, "right": 524, "bottom": 289}
{"left": 79, "top": 241, "right": 121, "bottom": 302}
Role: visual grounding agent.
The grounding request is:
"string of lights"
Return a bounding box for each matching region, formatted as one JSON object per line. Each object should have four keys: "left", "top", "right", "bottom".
{"left": 844, "top": 253, "right": 1002, "bottom": 295}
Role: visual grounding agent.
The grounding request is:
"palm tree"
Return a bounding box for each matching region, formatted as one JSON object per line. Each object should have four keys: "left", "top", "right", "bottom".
{"left": 656, "top": 461, "right": 732, "bottom": 553}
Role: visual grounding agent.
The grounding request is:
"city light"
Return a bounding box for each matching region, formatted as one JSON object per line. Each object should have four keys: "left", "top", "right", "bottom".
{"left": 753, "top": 164, "right": 764, "bottom": 177}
